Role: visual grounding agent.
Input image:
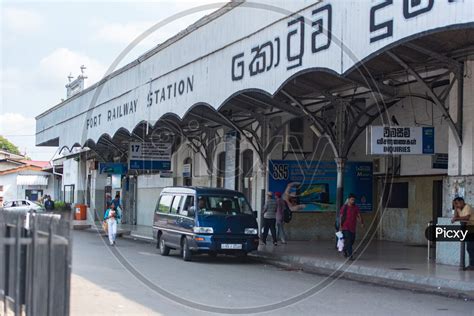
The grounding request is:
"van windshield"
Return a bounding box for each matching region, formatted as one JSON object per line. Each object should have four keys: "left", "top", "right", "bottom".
{"left": 195, "top": 195, "right": 252, "bottom": 216}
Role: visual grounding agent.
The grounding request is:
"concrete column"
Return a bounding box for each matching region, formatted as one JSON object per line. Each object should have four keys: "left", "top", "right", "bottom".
{"left": 448, "top": 59, "right": 474, "bottom": 178}
{"left": 439, "top": 58, "right": 474, "bottom": 266}
{"left": 224, "top": 131, "right": 240, "bottom": 190}
{"left": 76, "top": 157, "right": 87, "bottom": 205}
{"left": 90, "top": 170, "right": 107, "bottom": 222}
{"left": 335, "top": 157, "right": 346, "bottom": 225}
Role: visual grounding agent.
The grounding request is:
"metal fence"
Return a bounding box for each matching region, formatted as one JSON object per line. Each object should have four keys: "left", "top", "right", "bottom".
{"left": 0, "top": 209, "right": 73, "bottom": 316}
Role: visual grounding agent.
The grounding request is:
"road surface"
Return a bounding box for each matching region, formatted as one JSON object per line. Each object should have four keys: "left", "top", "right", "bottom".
{"left": 71, "top": 231, "right": 473, "bottom": 316}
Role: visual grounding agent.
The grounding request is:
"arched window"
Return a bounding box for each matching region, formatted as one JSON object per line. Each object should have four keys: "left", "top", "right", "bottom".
{"left": 183, "top": 157, "right": 192, "bottom": 186}
{"left": 216, "top": 152, "right": 226, "bottom": 188}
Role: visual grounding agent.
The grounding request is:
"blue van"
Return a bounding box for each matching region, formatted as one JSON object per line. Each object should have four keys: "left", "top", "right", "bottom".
{"left": 153, "top": 187, "right": 259, "bottom": 261}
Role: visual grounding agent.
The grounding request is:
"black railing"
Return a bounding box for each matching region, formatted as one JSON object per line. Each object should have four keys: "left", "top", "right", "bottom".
{"left": 0, "top": 209, "right": 73, "bottom": 315}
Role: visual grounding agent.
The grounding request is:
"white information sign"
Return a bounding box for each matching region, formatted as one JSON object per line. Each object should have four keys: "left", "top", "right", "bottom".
{"left": 368, "top": 126, "right": 434, "bottom": 155}
{"left": 129, "top": 142, "right": 172, "bottom": 170}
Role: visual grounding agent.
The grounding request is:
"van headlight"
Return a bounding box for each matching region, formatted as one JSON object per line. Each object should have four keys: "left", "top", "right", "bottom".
{"left": 245, "top": 228, "right": 258, "bottom": 235}
{"left": 193, "top": 227, "right": 214, "bottom": 234}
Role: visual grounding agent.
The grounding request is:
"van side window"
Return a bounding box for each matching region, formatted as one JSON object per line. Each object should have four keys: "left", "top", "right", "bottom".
{"left": 182, "top": 196, "right": 194, "bottom": 211}
{"left": 170, "top": 196, "right": 182, "bottom": 214}
{"left": 156, "top": 195, "right": 173, "bottom": 213}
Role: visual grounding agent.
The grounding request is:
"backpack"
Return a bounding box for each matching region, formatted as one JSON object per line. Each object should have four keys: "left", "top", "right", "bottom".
{"left": 283, "top": 201, "right": 292, "bottom": 223}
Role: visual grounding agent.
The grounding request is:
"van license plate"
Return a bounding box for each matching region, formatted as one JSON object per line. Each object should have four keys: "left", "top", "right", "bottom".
{"left": 221, "top": 244, "right": 242, "bottom": 250}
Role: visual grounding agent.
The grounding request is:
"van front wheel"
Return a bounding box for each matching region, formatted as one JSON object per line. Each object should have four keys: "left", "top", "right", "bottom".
{"left": 159, "top": 235, "right": 170, "bottom": 256}
{"left": 181, "top": 237, "right": 192, "bottom": 261}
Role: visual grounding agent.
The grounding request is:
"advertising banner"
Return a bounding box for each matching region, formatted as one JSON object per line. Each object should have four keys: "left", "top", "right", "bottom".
{"left": 129, "top": 142, "right": 172, "bottom": 170}
{"left": 268, "top": 160, "right": 373, "bottom": 212}
{"left": 368, "top": 126, "right": 434, "bottom": 155}
{"left": 99, "top": 162, "right": 128, "bottom": 175}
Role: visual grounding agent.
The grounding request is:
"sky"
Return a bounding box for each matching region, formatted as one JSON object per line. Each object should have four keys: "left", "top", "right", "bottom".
{"left": 1, "top": 0, "right": 226, "bottom": 161}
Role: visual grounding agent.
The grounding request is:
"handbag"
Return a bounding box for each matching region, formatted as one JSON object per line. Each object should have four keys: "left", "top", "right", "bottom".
{"left": 102, "top": 220, "right": 108, "bottom": 232}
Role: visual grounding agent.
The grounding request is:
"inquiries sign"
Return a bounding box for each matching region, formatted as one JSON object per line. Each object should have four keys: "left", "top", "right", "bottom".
{"left": 369, "top": 126, "right": 434, "bottom": 155}
{"left": 129, "top": 142, "right": 172, "bottom": 170}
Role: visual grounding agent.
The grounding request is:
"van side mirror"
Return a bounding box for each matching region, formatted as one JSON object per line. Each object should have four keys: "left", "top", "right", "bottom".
{"left": 253, "top": 211, "right": 258, "bottom": 219}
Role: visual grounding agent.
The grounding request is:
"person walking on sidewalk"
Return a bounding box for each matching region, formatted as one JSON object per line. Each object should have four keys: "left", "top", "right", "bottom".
{"left": 339, "top": 193, "right": 364, "bottom": 260}
{"left": 451, "top": 197, "right": 474, "bottom": 270}
{"left": 112, "top": 192, "right": 124, "bottom": 224}
{"left": 104, "top": 203, "right": 118, "bottom": 246}
{"left": 275, "top": 192, "right": 287, "bottom": 244}
{"left": 262, "top": 192, "right": 278, "bottom": 246}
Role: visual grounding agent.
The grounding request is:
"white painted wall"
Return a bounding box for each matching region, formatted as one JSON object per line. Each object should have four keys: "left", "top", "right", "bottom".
{"left": 448, "top": 59, "right": 474, "bottom": 176}
{"left": 0, "top": 173, "right": 18, "bottom": 202}
{"left": 63, "top": 158, "right": 78, "bottom": 203}
{"left": 0, "top": 170, "right": 55, "bottom": 204}
{"left": 136, "top": 174, "right": 173, "bottom": 226}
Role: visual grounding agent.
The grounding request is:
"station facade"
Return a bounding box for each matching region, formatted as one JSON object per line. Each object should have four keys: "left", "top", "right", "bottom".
{"left": 36, "top": 1, "right": 474, "bottom": 266}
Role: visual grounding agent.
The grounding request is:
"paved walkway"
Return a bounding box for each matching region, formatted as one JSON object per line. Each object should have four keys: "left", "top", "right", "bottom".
{"left": 252, "top": 240, "right": 474, "bottom": 299}
{"left": 86, "top": 223, "right": 474, "bottom": 299}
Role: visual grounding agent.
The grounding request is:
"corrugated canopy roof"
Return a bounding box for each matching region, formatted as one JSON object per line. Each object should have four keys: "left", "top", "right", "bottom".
{"left": 16, "top": 175, "right": 49, "bottom": 186}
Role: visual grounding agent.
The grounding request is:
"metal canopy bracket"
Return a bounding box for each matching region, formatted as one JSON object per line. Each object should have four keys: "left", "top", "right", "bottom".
{"left": 387, "top": 51, "right": 462, "bottom": 146}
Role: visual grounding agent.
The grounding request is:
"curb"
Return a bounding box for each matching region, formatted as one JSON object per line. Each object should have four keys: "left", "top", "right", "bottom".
{"left": 124, "top": 233, "right": 155, "bottom": 243}
{"left": 249, "top": 252, "right": 474, "bottom": 301}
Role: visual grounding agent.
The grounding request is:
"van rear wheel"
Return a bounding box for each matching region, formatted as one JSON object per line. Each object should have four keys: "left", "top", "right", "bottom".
{"left": 159, "top": 235, "right": 170, "bottom": 256}
{"left": 181, "top": 237, "right": 192, "bottom": 261}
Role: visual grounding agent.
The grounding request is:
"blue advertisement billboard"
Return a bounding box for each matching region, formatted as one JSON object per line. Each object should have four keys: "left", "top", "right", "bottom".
{"left": 99, "top": 162, "right": 128, "bottom": 175}
{"left": 268, "top": 160, "right": 373, "bottom": 212}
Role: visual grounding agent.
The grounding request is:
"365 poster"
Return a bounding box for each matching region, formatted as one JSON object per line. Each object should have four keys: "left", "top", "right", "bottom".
{"left": 268, "top": 160, "right": 373, "bottom": 212}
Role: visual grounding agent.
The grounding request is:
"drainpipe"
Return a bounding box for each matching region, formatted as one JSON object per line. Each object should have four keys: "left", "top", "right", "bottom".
{"left": 456, "top": 63, "right": 465, "bottom": 269}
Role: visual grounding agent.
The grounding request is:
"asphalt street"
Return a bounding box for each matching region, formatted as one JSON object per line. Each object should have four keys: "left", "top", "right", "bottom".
{"left": 71, "top": 231, "right": 474, "bottom": 316}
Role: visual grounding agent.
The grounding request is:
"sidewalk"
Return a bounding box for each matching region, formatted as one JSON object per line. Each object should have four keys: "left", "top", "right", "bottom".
{"left": 250, "top": 239, "right": 474, "bottom": 299}
{"left": 120, "top": 223, "right": 154, "bottom": 241}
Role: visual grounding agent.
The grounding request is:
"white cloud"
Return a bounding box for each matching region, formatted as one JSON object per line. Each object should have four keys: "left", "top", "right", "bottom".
{"left": 2, "top": 8, "right": 44, "bottom": 33}
{"left": 38, "top": 48, "right": 106, "bottom": 88}
{"left": 0, "top": 68, "right": 22, "bottom": 96}
{"left": 0, "top": 113, "right": 34, "bottom": 135}
{"left": 0, "top": 113, "right": 57, "bottom": 160}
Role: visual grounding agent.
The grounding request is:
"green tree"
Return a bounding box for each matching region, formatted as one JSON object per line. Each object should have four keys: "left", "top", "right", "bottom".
{"left": 0, "top": 135, "right": 21, "bottom": 155}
